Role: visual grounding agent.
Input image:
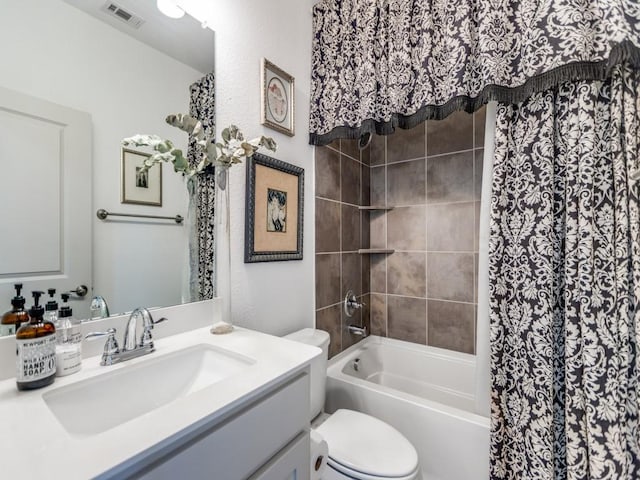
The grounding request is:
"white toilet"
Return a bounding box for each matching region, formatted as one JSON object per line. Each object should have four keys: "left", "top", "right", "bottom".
{"left": 285, "top": 328, "right": 420, "bottom": 480}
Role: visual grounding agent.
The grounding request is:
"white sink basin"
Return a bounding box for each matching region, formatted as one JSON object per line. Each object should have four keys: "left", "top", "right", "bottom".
{"left": 43, "top": 344, "right": 255, "bottom": 436}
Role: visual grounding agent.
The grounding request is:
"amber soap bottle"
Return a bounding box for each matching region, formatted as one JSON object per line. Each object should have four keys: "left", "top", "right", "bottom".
{"left": 15, "top": 291, "right": 56, "bottom": 390}
{"left": 0, "top": 283, "right": 30, "bottom": 337}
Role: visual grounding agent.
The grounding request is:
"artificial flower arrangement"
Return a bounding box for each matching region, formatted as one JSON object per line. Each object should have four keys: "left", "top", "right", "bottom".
{"left": 122, "top": 113, "right": 277, "bottom": 188}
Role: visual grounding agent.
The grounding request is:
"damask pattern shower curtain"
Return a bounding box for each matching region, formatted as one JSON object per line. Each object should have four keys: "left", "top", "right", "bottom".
{"left": 186, "top": 73, "right": 216, "bottom": 302}
{"left": 489, "top": 63, "right": 640, "bottom": 479}
{"left": 309, "top": 0, "right": 640, "bottom": 145}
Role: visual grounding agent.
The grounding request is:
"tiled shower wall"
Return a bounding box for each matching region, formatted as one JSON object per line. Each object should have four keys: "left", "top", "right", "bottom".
{"left": 315, "top": 139, "right": 371, "bottom": 358}
{"left": 315, "top": 108, "right": 485, "bottom": 357}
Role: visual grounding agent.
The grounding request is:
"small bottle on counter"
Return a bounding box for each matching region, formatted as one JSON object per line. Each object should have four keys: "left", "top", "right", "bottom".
{"left": 54, "top": 293, "right": 82, "bottom": 377}
{"left": 0, "top": 283, "right": 30, "bottom": 337}
{"left": 15, "top": 291, "right": 56, "bottom": 390}
{"left": 43, "top": 288, "right": 59, "bottom": 324}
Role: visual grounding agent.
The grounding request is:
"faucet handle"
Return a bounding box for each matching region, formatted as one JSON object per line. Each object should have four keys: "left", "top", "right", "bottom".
{"left": 140, "top": 315, "right": 168, "bottom": 349}
{"left": 85, "top": 328, "right": 119, "bottom": 366}
{"left": 344, "top": 290, "right": 365, "bottom": 317}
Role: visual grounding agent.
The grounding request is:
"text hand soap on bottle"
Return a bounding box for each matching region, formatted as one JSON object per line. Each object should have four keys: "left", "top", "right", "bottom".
{"left": 55, "top": 293, "right": 82, "bottom": 377}
{"left": 0, "top": 283, "right": 30, "bottom": 337}
{"left": 16, "top": 291, "right": 56, "bottom": 390}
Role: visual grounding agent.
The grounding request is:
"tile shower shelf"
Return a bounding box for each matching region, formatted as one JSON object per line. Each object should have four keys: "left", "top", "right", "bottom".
{"left": 358, "top": 205, "right": 394, "bottom": 211}
{"left": 358, "top": 249, "right": 395, "bottom": 254}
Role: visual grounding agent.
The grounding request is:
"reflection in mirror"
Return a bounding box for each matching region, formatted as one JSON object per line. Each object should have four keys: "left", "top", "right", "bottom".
{"left": 0, "top": 0, "right": 214, "bottom": 319}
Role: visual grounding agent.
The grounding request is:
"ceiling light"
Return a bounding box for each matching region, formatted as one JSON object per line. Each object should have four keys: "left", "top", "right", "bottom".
{"left": 157, "top": 0, "right": 184, "bottom": 19}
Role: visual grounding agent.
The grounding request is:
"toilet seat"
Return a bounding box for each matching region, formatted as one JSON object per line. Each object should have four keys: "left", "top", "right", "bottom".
{"left": 315, "top": 409, "right": 419, "bottom": 480}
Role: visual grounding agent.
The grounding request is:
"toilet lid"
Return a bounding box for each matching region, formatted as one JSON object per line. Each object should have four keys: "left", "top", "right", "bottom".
{"left": 315, "top": 409, "right": 419, "bottom": 479}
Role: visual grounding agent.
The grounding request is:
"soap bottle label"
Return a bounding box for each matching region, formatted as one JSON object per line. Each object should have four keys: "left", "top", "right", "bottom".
{"left": 0, "top": 324, "right": 15, "bottom": 336}
{"left": 56, "top": 346, "right": 82, "bottom": 376}
{"left": 16, "top": 336, "right": 56, "bottom": 382}
{"left": 55, "top": 325, "right": 82, "bottom": 377}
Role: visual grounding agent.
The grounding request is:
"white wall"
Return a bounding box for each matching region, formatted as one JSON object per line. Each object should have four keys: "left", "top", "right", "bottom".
{"left": 0, "top": 0, "right": 202, "bottom": 315}
{"left": 0, "top": 0, "right": 316, "bottom": 333}
{"left": 205, "top": 0, "right": 316, "bottom": 335}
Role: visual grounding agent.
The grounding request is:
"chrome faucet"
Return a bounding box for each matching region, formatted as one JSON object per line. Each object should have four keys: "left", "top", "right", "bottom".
{"left": 90, "top": 295, "right": 110, "bottom": 319}
{"left": 85, "top": 307, "right": 167, "bottom": 366}
{"left": 348, "top": 324, "right": 368, "bottom": 337}
{"left": 344, "top": 290, "right": 365, "bottom": 318}
{"left": 344, "top": 290, "right": 368, "bottom": 337}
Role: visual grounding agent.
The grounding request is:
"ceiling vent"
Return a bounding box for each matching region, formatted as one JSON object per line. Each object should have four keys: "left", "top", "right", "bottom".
{"left": 100, "top": 1, "right": 145, "bottom": 29}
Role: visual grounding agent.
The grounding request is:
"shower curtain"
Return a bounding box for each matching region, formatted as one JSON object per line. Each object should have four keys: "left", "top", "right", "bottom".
{"left": 186, "top": 72, "right": 216, "bottom": 302}
{"left": 489, "top": 63, "right": 640, "bottom": 479}
{"left": 308, "top": 0, "right": 640, "bottom": 476}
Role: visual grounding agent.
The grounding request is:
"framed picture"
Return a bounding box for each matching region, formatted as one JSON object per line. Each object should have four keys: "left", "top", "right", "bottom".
{"left": 261, "top": 58, "right": 295, "bottom": 137}
{"left": 245, "top": 153, "right": 304, "bottom": 262}
{"left": 121, "top": 148, "right": 162, "bottom": 206}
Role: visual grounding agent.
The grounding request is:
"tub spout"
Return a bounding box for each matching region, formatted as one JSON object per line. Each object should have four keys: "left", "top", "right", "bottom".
{"left": 348, "top": 325, "right": 368, "bottom": 337}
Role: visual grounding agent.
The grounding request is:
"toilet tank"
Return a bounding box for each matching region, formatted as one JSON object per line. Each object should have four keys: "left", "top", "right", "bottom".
{"left": 284, "top": 328, "right": 330, "bottom": 420}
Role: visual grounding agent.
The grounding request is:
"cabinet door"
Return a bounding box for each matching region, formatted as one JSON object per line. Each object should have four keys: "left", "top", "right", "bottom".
{"left": 129, "top": 373, "right": 309, "bottom": 480}
{"left": 249, "top": 432, "right": 310, "bottom": 480}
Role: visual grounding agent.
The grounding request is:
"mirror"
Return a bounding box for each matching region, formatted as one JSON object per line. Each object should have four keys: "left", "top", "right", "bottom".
{"left": 0, "top": 0, "right": 215, "bottom": 318}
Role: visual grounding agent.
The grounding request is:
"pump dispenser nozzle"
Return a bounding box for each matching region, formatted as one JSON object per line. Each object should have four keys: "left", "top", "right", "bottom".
{"left": 46, "top": 288, "right": 58, "bottom": 310}
{"left": 59, "top": 293, "right": 72, "bottom": 318}
{"left": 29, "top": 291, "right": 45, "bottom": 319}
{"left": 11, "top": 283, "right": 26, "bottom": 309}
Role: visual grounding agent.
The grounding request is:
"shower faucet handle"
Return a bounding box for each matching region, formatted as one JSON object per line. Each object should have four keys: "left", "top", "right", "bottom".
{"left": 344, "top": 290, "right": 365, "bottom": 318}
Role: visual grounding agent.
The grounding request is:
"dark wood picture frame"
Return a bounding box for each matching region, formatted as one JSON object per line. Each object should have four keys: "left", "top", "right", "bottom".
{"left": 245, "top": 153, "right": 304, "bottom": 262}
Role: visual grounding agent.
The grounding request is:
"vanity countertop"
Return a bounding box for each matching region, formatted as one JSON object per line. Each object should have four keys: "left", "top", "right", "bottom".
{"left": 0, "top": 324, "right": 319, "bottom": 479}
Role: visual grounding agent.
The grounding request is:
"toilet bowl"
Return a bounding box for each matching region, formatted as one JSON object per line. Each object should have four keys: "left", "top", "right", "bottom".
{"left": 285, "top": 328, "right": 420, "bottom": 480}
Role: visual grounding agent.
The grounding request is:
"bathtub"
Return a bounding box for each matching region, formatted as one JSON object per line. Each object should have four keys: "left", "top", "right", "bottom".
{"left": 325, "top": 335, "right": 489, "bottom": 480}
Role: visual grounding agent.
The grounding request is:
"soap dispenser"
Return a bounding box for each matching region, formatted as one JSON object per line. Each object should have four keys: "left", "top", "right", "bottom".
{"left": 15, "top": 291, "right": 56, "bottom": 390}
{"left": 44, "top": 288, "right": 59, "bottom": 324}
{"left": 54, "top": 293, "right": 82, "bottom": 377}
{"left": 0, "top": 283, "right": 30, "bottom": 336}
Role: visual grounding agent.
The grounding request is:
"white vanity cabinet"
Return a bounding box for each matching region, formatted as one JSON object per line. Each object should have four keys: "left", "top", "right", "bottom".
{"left": 105, "top": 370, "right": 310, "bottom": 480}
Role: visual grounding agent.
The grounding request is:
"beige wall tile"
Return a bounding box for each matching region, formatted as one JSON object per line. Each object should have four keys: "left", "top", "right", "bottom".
{"left": 341, "top": 155, "right": 361, "bottom": 205}
{"left": 426, "top": 202, "right": 475, "bottom": 252}
{"left": 316, "top": 253, "right": 341, "bottom": 308}
{"left": 341, "top": 204, "right": 361, "bottom": 252}
{"left": 388, "top": 296, "right": 427, "bottom": 344}
{"left": 387, "top": 123, "right": 426, "bottom": 163}
{"left": 427, "top": 300, "right": 475, "bottom": 354}
{"left": 370, "top": 255, "right": 387, "bottom": 293}
{"left": 427, "top": 252, "right": 474, "bottom": 302}
{"left": 387, "top": 206, "right": 427, "bottom": 251}
{"left": 426, "top": 151, "right": 474, "bottom": 204}
{"left": 370, "top": 166, "right": 386, "bottom": 206}
{"left": 342, "top": 252, "right": 362, "bottom": 298}
{"left": 370, "top": 134, "right": 386, "bottom": 166}
{"left": 474, "top": 106, "right": 486, "bottom": 149}
{"left": 341, "top": 138, "right": 360, "bottom": 161}
{"left": 370, "top": 293, "right": 387, "bottom": 336}
{"left": 315, "top": 146, "right": 341, "bottom": 201}
{"left": 388, "top": 252, "right": 427, "bottom": 297}
{"left": 316, "top": 304, "right": 342, "bottom": 358}
{"left": 387, "top": 159, "right": 426, "bottom": 206}
{"left": 427, "top": 111, "right": 473, "bottom": 156}
{"left": 315, "top": 198, "right": 341, "bottom": 253}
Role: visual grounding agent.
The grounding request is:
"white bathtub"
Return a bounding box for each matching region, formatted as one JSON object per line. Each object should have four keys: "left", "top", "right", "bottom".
{"left": 325, "top": 335, "right": 489, "bottom": 480}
